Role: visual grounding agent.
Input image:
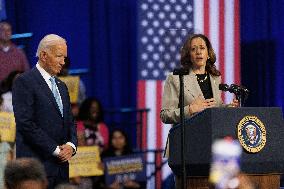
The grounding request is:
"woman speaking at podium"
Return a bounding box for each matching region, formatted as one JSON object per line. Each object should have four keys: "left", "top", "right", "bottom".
{"left": 160, "top": 34, "right": 238, "bottom": 124}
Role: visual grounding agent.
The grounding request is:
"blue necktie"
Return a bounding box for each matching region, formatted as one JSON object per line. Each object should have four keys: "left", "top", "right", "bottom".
{"left": 50, "top": 77, "right": 63, "bottom": 116}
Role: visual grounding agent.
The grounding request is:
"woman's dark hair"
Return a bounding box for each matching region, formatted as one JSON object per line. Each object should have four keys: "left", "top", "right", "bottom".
{"left": 108, "top": 129, "right": 132, "bottom": 155}
{"left": 180, "top": 33, "right": 221, "bottom": 76}
{"left": 0, "top": 71, "right": 23, "bottom": 94}
{"left": 78, "top": 97, "right": 104, "bottom": 122}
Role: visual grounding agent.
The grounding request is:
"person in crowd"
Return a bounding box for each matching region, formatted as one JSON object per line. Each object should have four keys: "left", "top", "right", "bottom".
{"left": 0, "top": 134, "right": 13, "bottom": 189}
{"left": 12, "top": 34, "right": 77, "bottom": 189}
{"left": 59, "top": 56, "right": 87, "bottom": 105}
{"left": 160, "top": 33, "right": 239, "bottom": 124}
{"left": 70, "top": 97, "right": 108, "bottom": 188}
{"left": 58, "top": 56, "right": 87, "bottom": 119}
{"left": 101, "top": 129, "right": 145, "bottom": 189}
{"left": 0, "top": 70, "right": 23, "bottom": 112}
{"left": 55, "top": 183, "right": 78, "bottom": 189}
{"left": 0, "top": 21, "right": 29, "bottom": 82}
{"left": 4, "top": 158, "right": 48, "bottom": 189}
{"left": 102, "top": 129, "right": 132, "bottom": 158}
{"left": 77, "top": 97, "right": 109, "bottom": 150}
{"left": 69, "top": 176, "right": 92, "bottom": 189}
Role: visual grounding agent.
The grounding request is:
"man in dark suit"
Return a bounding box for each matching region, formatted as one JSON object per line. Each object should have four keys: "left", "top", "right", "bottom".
{"left": 12, "top": 34, "right": 77, "bottom": 189}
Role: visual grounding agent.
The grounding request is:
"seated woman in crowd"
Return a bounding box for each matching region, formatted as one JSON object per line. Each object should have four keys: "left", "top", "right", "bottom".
{"left": 102, "top": 129, "right": 132, "bottom": 158}
{"left": 101, "top": 129, "right": 145, "bottom": 189}
{"left": 71, "top": 97, "right": 109, "bottom": 188}
{"left": 77, "top": 97, "right": 109, "bottom": 150}
{"left": 0, "top": 71, "right": 23, "bottom": 112}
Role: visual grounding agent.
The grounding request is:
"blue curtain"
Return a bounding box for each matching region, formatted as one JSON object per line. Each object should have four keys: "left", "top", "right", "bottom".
{"left": 88, "top": 0, "right": 137, "bottom": 109}
{"left": 6, "top": 0, "right": 137, "bottom": 110}
{"left": 241, "top": 0, "right": 284, "bottom": 109}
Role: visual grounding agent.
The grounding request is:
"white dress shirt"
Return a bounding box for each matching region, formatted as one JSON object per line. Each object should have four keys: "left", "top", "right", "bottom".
{"left": 36, "top": 63, "right": 76, "bottom": 156}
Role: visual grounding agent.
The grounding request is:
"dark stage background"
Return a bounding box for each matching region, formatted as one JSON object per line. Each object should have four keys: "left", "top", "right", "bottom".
{"left": 241, "top": 0, "right": 284, "bottom": 109}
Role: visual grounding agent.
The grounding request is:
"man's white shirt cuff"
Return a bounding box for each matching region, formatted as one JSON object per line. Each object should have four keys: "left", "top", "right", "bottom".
{"left": 52, "top": 143, "right": 76, "bottom": 156}
{"left": 66, "top": 142, "right": 76, "bottom": 154}
{"left": 53, "top": 146, "right": 60, "bottom": 156}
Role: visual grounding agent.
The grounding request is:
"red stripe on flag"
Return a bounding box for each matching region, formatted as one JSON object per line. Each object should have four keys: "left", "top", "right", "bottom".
{"left": 219, "top": 0, "right": 225, "bottom": 100}
{"left": 155, "top": 81, "right": 162, "bottom": 189}
{"left": 156, "top": 81, "right": 162, "bottom": 157}
{"left": 234, "top": 0, "right": 240, "bottom": 84}
{"left": 204, "top": 0, "right": 210, "bottom": 36}
{"left": 137, "top": 80, "right": 147, "bottom": 150}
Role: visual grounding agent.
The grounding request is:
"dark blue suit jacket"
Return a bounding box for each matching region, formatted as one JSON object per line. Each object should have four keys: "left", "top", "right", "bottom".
{"left": 12, "top": 67, "right": 77, "bottom": 177}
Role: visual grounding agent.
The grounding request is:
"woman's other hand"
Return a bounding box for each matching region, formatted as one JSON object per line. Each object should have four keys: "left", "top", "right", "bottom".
{"left": 189, "top": 96, "right": 217, "bottom": 115}
{"left": 228, "top": 98, "right": 239, "bottom": 107}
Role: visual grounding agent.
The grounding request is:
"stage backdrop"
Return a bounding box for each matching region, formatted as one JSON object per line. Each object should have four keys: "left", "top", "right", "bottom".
{"left": 4, "top": 0, "right": 284, "bottom": 188}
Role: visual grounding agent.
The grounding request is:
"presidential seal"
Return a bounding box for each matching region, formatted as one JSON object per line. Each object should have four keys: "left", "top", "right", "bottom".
{"left": 237, "top": 116, "right": 266, "bottom": 153}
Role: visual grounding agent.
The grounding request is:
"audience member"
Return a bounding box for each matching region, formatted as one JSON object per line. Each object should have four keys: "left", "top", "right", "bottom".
{"left": 0, "top": 134, "right": 13, "bottom": 189}
{"left": 55, "top": 183, "right": 78, "bottom": 189}
{"left": 0, "top": 70, "right": 22, "bottom": 112}
{"left": 77, "top": 97, "right": 109, "bottom": 150}
{"left": 72, "top": 97, "right": 109, "bottom": 189}
{"left": 4, "top": 158, "right": 48, "bottom": 189}
{"left": 59, "top": 56, "right": 87, "bottom": 105}
{"left": 0, "top": 21, "right": 29, "bottom": 82}
{"left": 69, "top": 176, "right": 92, "bottom": 189}
{"left": 101, "top": 129, "right": 145, "bottom": 189}
{"left": 58, "top": 57, "right": 87, "bottom": 119}
{"left": 102, "top": 129, "right": 132, "bottom": 158}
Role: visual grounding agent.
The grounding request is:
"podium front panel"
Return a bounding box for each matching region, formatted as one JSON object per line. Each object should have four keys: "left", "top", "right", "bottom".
{"left": 168, "top": 107, "right": 284, "bottom": 176}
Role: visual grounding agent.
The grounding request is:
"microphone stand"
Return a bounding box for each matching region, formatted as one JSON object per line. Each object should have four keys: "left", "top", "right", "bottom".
{"left": 219, "top": 83, "right": 249, "bottom": 107}
{"left": 234, "top": 89, "right": 248, "bottom": 107}
{"left": 236, "top": 94, "right": 243, "bottom": 107}
{"left": 173, "top": 68, "right": 189, "bottom": 189}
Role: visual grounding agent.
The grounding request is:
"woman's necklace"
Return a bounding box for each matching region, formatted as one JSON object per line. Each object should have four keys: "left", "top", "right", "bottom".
{"left": 195, "top": 73, "right": 208, "bottom": 83}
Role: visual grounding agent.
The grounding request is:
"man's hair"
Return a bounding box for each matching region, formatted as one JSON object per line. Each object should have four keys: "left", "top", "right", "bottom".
{"left": 4, "top": 158, "right": 47, "bottom": 189}
{"left": 36, "top": 34, "right": 66, "bottom": 57}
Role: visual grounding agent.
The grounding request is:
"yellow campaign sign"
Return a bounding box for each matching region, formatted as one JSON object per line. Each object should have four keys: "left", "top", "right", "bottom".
{"left": 69, "top": 146, "right": 104, "bottom": 178}
{"left": 0, "top": 112, "right": 16, "bottom": 142}
{"left": 59, "top": 76, "right": 80, "bottom": 104}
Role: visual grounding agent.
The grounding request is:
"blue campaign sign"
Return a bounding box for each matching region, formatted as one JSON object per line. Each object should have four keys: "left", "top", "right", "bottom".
{"left": 103, "top": 154, "right": 146, "bottom": 186}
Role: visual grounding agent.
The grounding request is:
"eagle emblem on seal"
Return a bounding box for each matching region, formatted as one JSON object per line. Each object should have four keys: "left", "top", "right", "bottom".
{"left": 237, "top": 116, "right": 266, "bottom": 153}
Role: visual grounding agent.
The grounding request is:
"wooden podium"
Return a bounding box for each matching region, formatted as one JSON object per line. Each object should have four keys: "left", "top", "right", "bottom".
{"left": 168, "top": 107, "right": 284, "bottom": 189}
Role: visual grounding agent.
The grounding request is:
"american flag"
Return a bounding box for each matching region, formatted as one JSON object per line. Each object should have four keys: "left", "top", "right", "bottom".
{"left": 137, "top": 0, "right": 240, "bottom": 188}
